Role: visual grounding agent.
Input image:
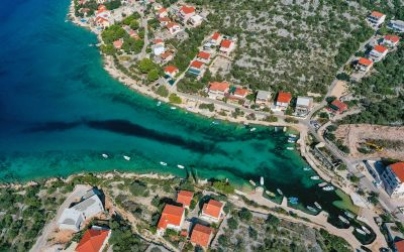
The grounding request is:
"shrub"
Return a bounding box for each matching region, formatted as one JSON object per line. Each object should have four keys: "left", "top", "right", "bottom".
{"left": 155, "top": 85, "right": 169, "bottom": 97}
{"left": 168, "top": 94, "right": 182, "bottom": 104}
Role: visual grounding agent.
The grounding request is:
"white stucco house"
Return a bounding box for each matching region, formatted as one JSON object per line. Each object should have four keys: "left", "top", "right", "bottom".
{"left": 381, "top": 162, "right": 404, "bottom": 199}
{"left": 58, "top": 188, "right": 104, "bottom": 231}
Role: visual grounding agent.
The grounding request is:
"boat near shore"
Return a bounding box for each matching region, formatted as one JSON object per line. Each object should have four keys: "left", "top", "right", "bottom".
{"left": 307, "top": 206, "right": 317, "bottom": 213}
{"left": 170, "top": 106, "right": 176, "bottom": 110}
{"left": 286, "top": 147, "right": 294, "bottom": 150}
{"left": 310, "top": 176, "right": 320, "bottom": 180}
{"left": 265, "top": 190, "right": 275, "bottom": 197}
{"left": 303, "top": 167, "right": 311, "bottom": 171}
{"left": 260, "top": 176, "right": 264, "bottom": 186}
{"left": 249, "top": 180, "right": 256, "bottom": 186}
{"left": 177, "top": 164, "right": 184, "bottom": 169}
{"left": 362, "top": 226, "right": 371, "bottom": 234}
{"left": 355, "top": 228, "right": 366, "bottom": 235}
{"left": 159, "top": 161, "right": 167, "bottom": 166}
{"left": 289, "top": 133, "right": 297, "bottom": 138}
{"left": 123, "top": 155, "right": 131, "bottom": 161}
{"left": 338, "top": 215, "right": 350, "bottom": 224}
{"left": 318, "top": 182, "right": 328, "bottom": 187}
{"left": 323, "top": 185, "right": 335, "bottom": 191}
{"left": 277, "top": 188, "right": 283, "bottom": 195}
{"left": 250, "top": 127, "right": 256, "bottom": 132}
{"left": 102, "top": 153, "right": 108, "bottom": 159}
{"left": 314, "top": 202, "right": 322, "bottom": 209}
{"left": 344, "top": 211, "right": 356, "bottom": 219}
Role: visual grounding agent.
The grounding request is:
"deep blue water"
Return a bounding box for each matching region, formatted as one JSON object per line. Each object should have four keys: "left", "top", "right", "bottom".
{"left": 0, "top": 0, "right": 367, "bottom": 227}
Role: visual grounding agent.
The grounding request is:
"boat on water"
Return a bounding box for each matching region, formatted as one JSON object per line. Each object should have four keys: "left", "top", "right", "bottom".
{"left": 311, "top": 176, "right": 320, "bottom": 180}
{"left": 314, "top": 202, "right": 322, "bottom": 209}
{"left": 283, "top": 127, "right": 287, "bottom": 132}
{"left": 362, "top": 226, "right": 371, "bottom": 234}
{"left": 159, "top": 161, "right": 167, "bottom": 166}
{"left": 318, "top": 182, "right": 328, "bottom": 187}
{"left": 303, "top": 167, "right": 311, "bottom": 171}
{"left": 323, "top": 185, "right": 335, "bottom": 191}
{"left": 286, "top": 147, "right": 294, "bottom": 150}
{"left": 170, "top": 106, "right": 176, "bottom": 110}
{"left": 260, "top": 176, "right": 264, "bottom": 186}
{"left": 177, "top": 164, "right": 185, "bottom": 169}
{"left": 355, "top": 228, "right": 366, "bottom": 235}
{"left": 249, "top": 180, "right": 256, "bottom": 186}
{"left": 102, "top": 153, "right": 108, "bottom": 159}
{"left": 344, "top": 211, "right": 356, "bottom": 219}
{"left": 211, "top": 121, "right": 219, "bottom": 125}
{"left": 307, "top": 206, "right": 317, "bottom": 213}
{"left": 277, "top": 188, "right": 283, "bottom": 195}
{"left": 338, "top": 215, "right": 350, "bottom": 224}
{"left": 289, "top": 133, "right": 297, "bottom": 137}
{"left": 265, "top": 190, "right": 275, "bottom": 197}
{"left": 289, "top": 197, "right": 299, "bottom": 205}
{"left": 156, "top": 101, "right": 162, "bottom": 106}
{"left": 287, "top": 139, "right": 295, "bottom": 143}
{"left": 123, "top": 155, "right": 131, "bottom": 161}
{"left": 250, "top": 128, "right": 256, "bottom": 132}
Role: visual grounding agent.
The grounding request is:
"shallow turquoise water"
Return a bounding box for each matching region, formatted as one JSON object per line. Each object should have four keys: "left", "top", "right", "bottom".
{"left": 0, "top": 0, "right": 364, "bottom": 223}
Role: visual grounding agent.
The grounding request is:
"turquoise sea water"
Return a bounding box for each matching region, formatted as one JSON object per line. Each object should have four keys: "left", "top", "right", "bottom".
{"left": 0, "top": 0, "right": 376, "bottom": 240}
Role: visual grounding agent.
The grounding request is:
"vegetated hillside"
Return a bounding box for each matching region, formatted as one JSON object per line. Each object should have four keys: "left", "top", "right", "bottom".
{"left": 187, "top": 0, "right": 373, "bottom": 96}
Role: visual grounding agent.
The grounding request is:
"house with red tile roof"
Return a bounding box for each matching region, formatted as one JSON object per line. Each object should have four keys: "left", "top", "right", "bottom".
{"left": 157, "top": 204, "right": 185, "bottom": 235}
{"left": 156, "top": 7, "right": 168, "bottom": 18}
{"left": 166, "top": 22, "right": 181, "bottom": 35}
{"left": 368, "top": 11, "right": 386, "bottom": 26}
{"left": 158, "top": 17, "right": 171, "bottom": 27}
{"left": 383, "top": 35, "right": 400, "bottom": 47}
{"left": 395, "top": 240, "right": 404, "bottom": 252}
{"left": 200, "top": 199, "right": 224, "bottom": 223}
{"left": 210, "top": 32, "right": 222, "bottom": 46}
{"left": 208, "top": 82, "right": 230, "bottom": 97}
{"left": 382, "top": 162, "right": 404, "bottom": 199}
{"left": 369, "top": 45, "right": 388, "bottom": 62}
{"left": 275, "top": 91, "right": 292, "bottom": 109}
{"left": 230, "top": 87, "right": 249, "bottom": 99}
{"left": 176, "top": 190, "right": 194, "bottom": 208}
{"left": 190, "top": 224, "right": 214, "bottom": 248}
{"left": 164, "top": 65, "right": 179, "bottom": 77}
{"left": 330, "top": 99, "right": 348, "bottom": 113}
{"left": 188, "top": 60, "right": 205, "bottom": 78}
{"left": 178, "top": 6, "right": 196, "bottom": 21}
{"left": 356, "top": 57, "right": 373, "bottom": 72}
{"left": 219, "top": 40, "right": 235, "bottom": 55}
{"left": 160, "top": 51, "right": 174, "bottom": 62}
{"left": 76, "top": 227, "right": 111, "bottom": 252}
{"left": 113, "top": 39, "right": 123, "bottom": 50}
{"left": 197, "top": 51, "right": 211, "bottom": 63}
{"left": 95, "top": 16, "right": 110, "bottom": 29}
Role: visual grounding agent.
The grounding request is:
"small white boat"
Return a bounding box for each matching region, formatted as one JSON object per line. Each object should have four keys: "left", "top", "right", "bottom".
{"left": 277, "top": 188, "right": 283, "bottom": 195}
{"left": 311, "top": 176, "right": 320, "bottom": 180}
{"left": 260, "top": 176, "right": 264, "bottom": 186}
{"left": 314, "top": 202, "right": 322, "bottom": 209}
{"left": 355, "top": 228, "right": 366, "bottom": 235}
{"left": 177, "top": 164, "right": 184, "bottom": 169}
{"left": 344, "top": 211, "right": 355, "bottom": 219}
{"left": 249, "top": 180, "right": 256, "bottom": 186}
{"left": 102, "top": 153, "right": 108, "bottom": 159}
{"left": 318, "top": 182, "right": 328, "bottom": 187}
{"left": 323, "top": 186, "right": 335, "bottom": 191}
{"left": 123, "top": 155, "right": 131, "bottom": 161}
{"left": 157, "top": 101, "right": 162, "bottom": 106}
{"left": 265, "top": 190, "right": 275, "bottom": 197}
{"left": 338, "top": 215, "right": 349, "bottom": 224}
{"left": 283, "top": 127, "right": 287, "bottom": 132}
{"left": 288, "top": 139, "right": 295, "bottom": 143}
{"left": 289, "top": 134, "right": 297, "bottom": 137}
{"left": 362, "top": 226, "right": 371, "bottom": 234}
{"left": 159, "top": 161, "right": 167, "bottom": 166}
{"left": 286, "top": 147, "right": 294, "bottom": 150}
{"left": 307, "top": 206, "right": 317, "bottom": 213}
{"left": 303, "top": 167, "right": 311, "bottom": 171}
{"left": 250, "top": 128, "right": 256, "bottom": 132}
{"left": 211, "top": 121, "right": 219, "bottom": 125}
{"left": 170, "top": 106, "right": 176, "bottom": 110}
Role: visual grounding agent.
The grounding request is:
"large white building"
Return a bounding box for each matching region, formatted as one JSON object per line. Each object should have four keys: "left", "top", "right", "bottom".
{"left": 381, "top": 162, "right": 404, "bottom": 198}
{"left": 58, "top": 188, "right": 105, "bottom": 231}
{"left": 389, "top": 20, "right": 404, "bottom": 33}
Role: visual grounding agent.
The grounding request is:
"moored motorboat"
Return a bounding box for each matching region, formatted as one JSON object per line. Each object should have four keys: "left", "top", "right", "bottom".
{"left": 160, "top": 161, "right": 167, "bottom": 166}
{"left": 323, "top": 186, "right": 335, "bottom": 191}
{"left": 307, "top": 206, "right": 317, "bottom": 213}
{"left": 123, "top": 155, "right": 130, "bottom": 161}
{"left": 287, "top": 147, "right": 294, "bottom": 150}
{"left": 177, "top": 164, "right": 185, "bottom": 169}
{"left": 102, "top": 153, "right": 108, "bottom": 159}
{"left": 277, "top": 188, "right": 283, "bottom": 195}
{"left": 157, "top": 101, "right": 162, "bottom": 106}
{"left": 249, "top": 180, "right": 256, "bottom": 186}
{"left": 311, "top": 176, "right": 320, "bottom": 180}
{"left": 338, "top": 215, "right": 349, "bottom": 224}
{"left": 314, "top": 202, "right": 322, "bottom": 209}
{"left": 265, "top": 190, "right": 275, "bottom": 197}
{"left": 288, "top": 139, "right": 295, "bottom": 143}
{"left": 362, "top": 226, "right": 371, "bottom": 234}
{"left": 289, "top": 133, "right": 297, "bottom": 137}
{"left": 303, "top": 167, "right": 311, "bottom": 171}
{"left": 170, "top": 106, "right": 176, "bottom": 110}
{"left": 260, "top": 176, "right": 264, "bottom": 186}
{"left": 355, "top": 228, "right": 366, "bottom": 235}
{"left": 344, "top": 211, "right": 355, "bottom": 219}
{"left": 250, "top": 128, "right": 256, "bottom": 132}
{"left": 318, "top": 182, "right": 328, "bottom": 187}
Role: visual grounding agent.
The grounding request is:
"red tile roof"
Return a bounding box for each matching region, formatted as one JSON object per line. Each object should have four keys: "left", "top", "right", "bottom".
{"left": 277, "top": 91, "right": 292, "bottom": 103}
{"left": 164, "top": 65, "right": 178, "bottom": 74}
{"left": 384, "top": 35, "right": 400, "bottom": 43}
{"left": 390, "top": 162, "right": 404, "bottom": 182}
{"left": 113, "top": 39, "right": 123, "bottom": 49}
{"left": 370, "top": 11, "right": 385, "bottom": 18}
{"left": 153, "top": 38, "right": 164, "bottom": 44}
{"left": 373, "top": 45, "right": 388, "bottom": 53}
{"left": 220, "top": 40, "right": 232, "bottom": 49}
{"left": 158, "top": 17, "right": 171, "bottom": 22}
{"left": 160, "top": 51, "right": 173, "bottom": 60}
{"left": 198, "top": 51, "right": 211, "bottom": 60}
{"left": 209, "top": 82, "right": 230, "bottom": 92}
{"left": 190, "top": 60, "right": 204, "bottom": 69}
{"left": 157, "top": 8, "right": 167, "bottom": 14}
{"left": 167, "top": 22, "right": 179, "bottom": 29}
{"left": 76, "top": 229, "right": 110, "bottom": 252}
{"left": 331, "top": 99, "right": 348, "bottom": 112}
{"left": 157, "top": 204, "right": 184, "bottom": 230}
{"left": 234, "top": 87, "right": 249, "bottom": 97}
{"left": 180, "top": 6, "right": 196, "bottom": 14}
{"left": 190, "top": 224, "right": 213, "bottom": 247}
{"left": 176, "top": 190, "right": 194, "bottom": 207}
{"left": 358, "top": 57, "right": 373, "bottom": 66}
{"left": 211, "top": 32, "right": 220, "bottom": 40}
{"left": 396, "top": 240, "right": 404, "bottom": 252}
{"left": 98, "top": 5, "right": 107, "bottom": 11}
{"left": 202, "top": 199, "right": 223, "bottom": 219}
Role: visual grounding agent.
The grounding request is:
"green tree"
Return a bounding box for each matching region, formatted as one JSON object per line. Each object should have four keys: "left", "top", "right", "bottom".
{"left": 238, "top": 207, "right": 252, "bottom": 222}
{"left": 147, "top": 69, "right": 160, "bottom": 82}
{"left": 169, "top": 94, "right": 182, "bottom": 104}
{"left": 155, "top": 86, "right": 169, "bottom": 97}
